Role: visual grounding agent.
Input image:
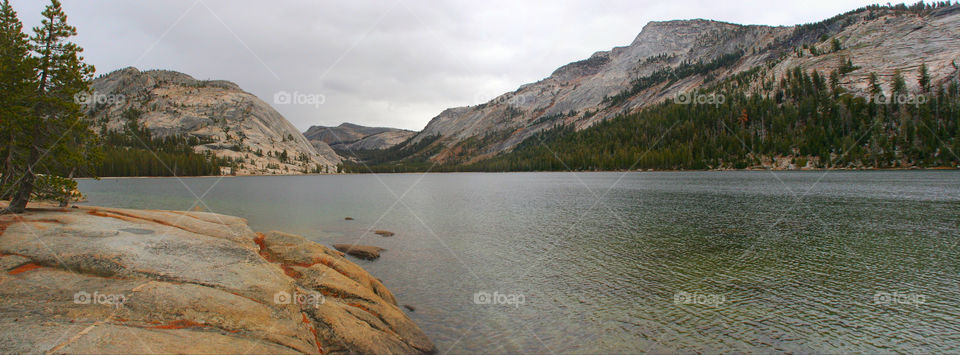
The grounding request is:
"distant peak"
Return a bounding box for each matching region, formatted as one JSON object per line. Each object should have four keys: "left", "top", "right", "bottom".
{"left": 97, "top": 66, "right": 140, "bottom": 79}
{"left": 641, "top": 18, "right": 748, "bottom": 29}
{"left": 118, "top": 66, "right": 141, "bottom": 74}
{"left": 97, "top": 67, "right": 241, "bottom": 90}
{"left": 631, "top": 19, "right": 749, "bottom": 46}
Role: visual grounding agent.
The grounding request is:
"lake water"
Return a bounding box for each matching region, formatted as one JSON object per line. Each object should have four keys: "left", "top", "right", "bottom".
{"left": 77, "top": 171, "right": 960, "bottom": 353}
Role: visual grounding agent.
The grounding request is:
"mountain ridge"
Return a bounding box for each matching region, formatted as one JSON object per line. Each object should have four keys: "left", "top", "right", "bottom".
{"left": 84, "top": 67, "right": 342, "bottom": 175}
{"left": 341, "top": 3, "right": 960, "bottom": 171}
{"left": 360, "top": 4, "right": 960, "bottom": 166}
{"left": 304, "top": 123, "right": 416, "bottom": 151}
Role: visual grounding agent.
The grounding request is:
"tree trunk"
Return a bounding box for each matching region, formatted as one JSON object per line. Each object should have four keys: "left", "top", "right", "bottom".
{"left": 7, "top": 164, "right": 34, "bottom": 213}
{"left": 6, "top": 24, "right": 55, "bottom": 214}
{"left": 7, "top": 133, "right": 40, "bottom": 213}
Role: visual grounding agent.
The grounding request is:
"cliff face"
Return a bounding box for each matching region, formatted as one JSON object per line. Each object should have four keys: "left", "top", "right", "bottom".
{"left": 409, "top": 19, "right": 786, "bottom": 155}
{"left": 0, "top": 203, "right": 434, "bottom": 354}
{"left": 85, "top": 68, "right": 342, "bottom": 175}
{"left": 406, "top": 5, "right": 960, "bottom": 164}
{"left": 304, "top": 123, "right": 416, "bottom": 151}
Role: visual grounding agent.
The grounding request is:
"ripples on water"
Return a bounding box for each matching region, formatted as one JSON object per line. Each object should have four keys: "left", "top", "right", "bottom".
{"left": 79, "top": 171, "right": 960, "bottom": 353}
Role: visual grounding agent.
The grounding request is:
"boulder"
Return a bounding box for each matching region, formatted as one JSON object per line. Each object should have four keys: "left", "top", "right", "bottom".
{"left": 332, "top": 244, "right": 384, "bottom": 261}
{"left": 0, "top": 202, "right": 433, "bottom": 354}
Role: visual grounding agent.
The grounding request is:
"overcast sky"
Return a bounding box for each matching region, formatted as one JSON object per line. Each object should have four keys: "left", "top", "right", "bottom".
{"left": 14, "top": 0, "right": 885, "bottom": 131}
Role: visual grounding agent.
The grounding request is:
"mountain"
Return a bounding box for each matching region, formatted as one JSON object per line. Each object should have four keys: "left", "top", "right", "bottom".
{"left": 356, "top": 3, "right": 960, "bottom": 170}
{"left": 84, "top": 67, "right": 341, "bottom": 175}
{"left": 303, "top": 123, "right": 416, "bottom": 151}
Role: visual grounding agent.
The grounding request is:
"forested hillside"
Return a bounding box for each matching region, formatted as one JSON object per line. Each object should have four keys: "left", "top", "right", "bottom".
{"left": 343, "top": 64, "right": 960, "bottom": 172}
{"left": 339, "top": 2, "right": 960, "bottom": 173}
{"left": 86, "top": 109, "right": 225, "bottom": 177}
{"left": 82, "top": 67, "right": 341, "bottom": 177}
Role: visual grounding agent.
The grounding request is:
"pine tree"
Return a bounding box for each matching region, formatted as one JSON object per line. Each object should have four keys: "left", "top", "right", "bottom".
{"left": 7, "top": 0, "right": 96, "bottom": 213}
{"left": 892, "top": 70, "right": 907, "bottom": 98}
{"left": 869, "top": 73, "right": 882, "bottom": 96}
{"left": 829, "top": 70, "right": 840, "bottom": 96}
{"left": 0, "top": 0, "right": 36, "bottom": 200}
{"left": 918, "top": 63, "right": 930, "bottom": 93}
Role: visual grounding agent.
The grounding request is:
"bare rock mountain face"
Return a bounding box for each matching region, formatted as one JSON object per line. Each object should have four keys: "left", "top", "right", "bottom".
{"left": 85, "top": 68, "right": 341, "bottom": 175}
{"left": 403, "top": 5, "right": 960, "bottom": 164}
{"left": 304, "top": 123, "right": 416, "bottom": 151}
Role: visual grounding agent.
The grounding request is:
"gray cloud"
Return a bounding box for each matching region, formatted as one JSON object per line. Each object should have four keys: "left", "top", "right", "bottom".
{"left": 15, "top": 0, "right": 881, "bottom": 131}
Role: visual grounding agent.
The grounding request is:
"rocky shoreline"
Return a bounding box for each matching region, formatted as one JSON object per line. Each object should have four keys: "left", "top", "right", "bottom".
{"left": 0, "top": 203, "right": 434, "bottom": 354}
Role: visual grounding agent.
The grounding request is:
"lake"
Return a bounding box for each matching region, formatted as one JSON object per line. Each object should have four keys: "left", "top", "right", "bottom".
{"left": 77, "top": 171, "right": 960, "bottom": 353}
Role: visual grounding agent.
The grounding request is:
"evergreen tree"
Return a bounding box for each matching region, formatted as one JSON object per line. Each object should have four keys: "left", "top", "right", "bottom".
{"left": 7, "top": 0, "right": 96, "bottom": 213}
{"left": 869, "top": 72, "right": 882, "bottom": 96}
{"left": 892, "top": 70, "right": 907, "bottom": 98}
{"left": 0, "top": 0, "right": 36, "bottom": 200}
{"left": 345, "top": 65, "right": 960, "bottom": 173}
{"left": 918, "top": 63, "right": 930, "bottom": 93}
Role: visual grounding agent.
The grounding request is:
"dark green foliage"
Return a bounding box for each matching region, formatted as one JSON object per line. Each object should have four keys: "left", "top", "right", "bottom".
{"left": 838, "top": 58, "right": 859, "bottom": 75}
{"left": 463, "top": 68, "right": 959, "bottom": 171}
{"left": 85, "top": 109, "right": 222, "bottom": 177}
{"left": 3, "top": 0, "right": 100, "bottom": 212}
{"left": 869, "top": 73, "right": 883, "bottom": 96}
{"left": 30, "top": 174, "right": 80, "bottom": 206}
{"left": 92, "top": 146, "right": 221, "bottom": 177}
{"left": 327, "top": 2, "right": 960, "bottom": 175}
{"left": 918, "top": 63, "right": 931, "bottom": 92}
{"left": 831, "top": 38, "right": 843, "bottom": 52}
{"left": 0, "top": 0, "right": 36, "bottom": 200}
{"left": 643, "top": 53, "right": 677, "bottom": 64}
{"left": 892, "top": 70, "right": 908, "bottom": 98}
{"left": 604, "top": 50, "right": 745, "bottom": 107}
{"left": 338, "top": 134, "right": 441, "bottom": 173}
{"left": 350, "top": 66, "right": 960, "bottom": 173}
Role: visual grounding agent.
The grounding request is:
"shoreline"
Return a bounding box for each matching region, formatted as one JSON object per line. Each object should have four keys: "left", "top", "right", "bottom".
{"left": 77, "top": 166, "right": 960, "bottom": 179}
{"left": 0, "top": 202, "right": 435, "bottom": 354}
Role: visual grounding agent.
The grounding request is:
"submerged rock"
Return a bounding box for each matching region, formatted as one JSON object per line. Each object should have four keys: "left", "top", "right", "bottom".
{"left": 0, "top": 203, "right": 434, "bottom": 354}
{"left": 332, "top": 244, "right": 384, "bottom": 260}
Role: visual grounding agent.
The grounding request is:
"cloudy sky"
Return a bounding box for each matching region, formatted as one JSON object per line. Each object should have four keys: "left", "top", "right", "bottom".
{"left": 15, "top": 0, "right": 882, "bottom": 131}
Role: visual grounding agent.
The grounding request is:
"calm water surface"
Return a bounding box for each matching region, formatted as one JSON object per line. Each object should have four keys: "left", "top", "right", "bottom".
{"left": 78, "top": 171, "right": 960, "bottom": 353}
